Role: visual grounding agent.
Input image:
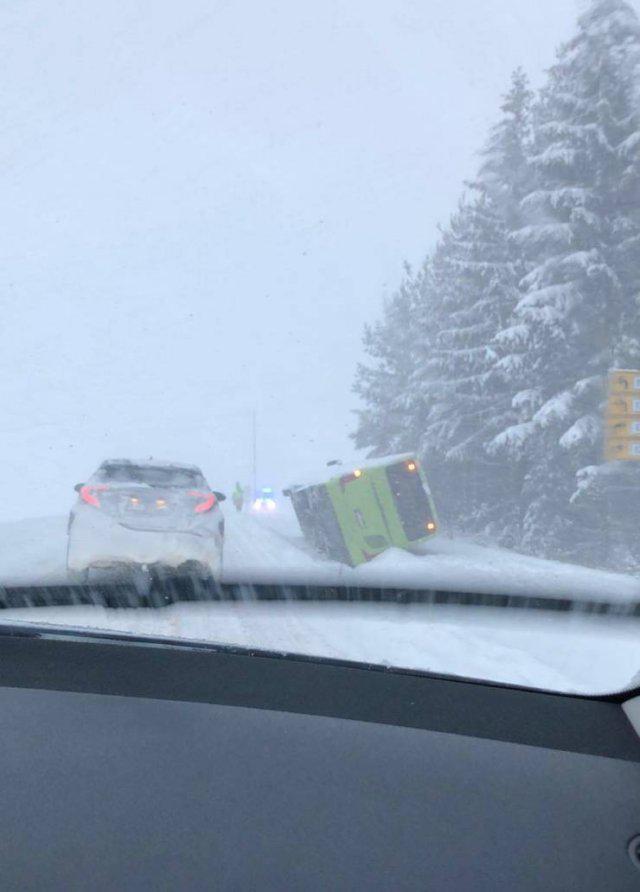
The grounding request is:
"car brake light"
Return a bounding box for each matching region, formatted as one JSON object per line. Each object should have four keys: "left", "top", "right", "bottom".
{"left": 189, "top": 491, "right": 217, "bottom": 513}
{"left": 80, "top": 485, "right": 108, "bottom": 507}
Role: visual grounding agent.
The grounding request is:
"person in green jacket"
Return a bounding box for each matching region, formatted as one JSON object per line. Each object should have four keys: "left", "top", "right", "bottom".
{"left": 232, "top": 482, "right": 245, "bottom": 512}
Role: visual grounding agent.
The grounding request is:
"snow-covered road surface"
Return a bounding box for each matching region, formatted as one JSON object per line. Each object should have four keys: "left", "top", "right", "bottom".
{"left": 0, "top": 509, "right": 639, "bottom": 695}
{"left": 2, "top": 508, "right": 639, "bottom": 601}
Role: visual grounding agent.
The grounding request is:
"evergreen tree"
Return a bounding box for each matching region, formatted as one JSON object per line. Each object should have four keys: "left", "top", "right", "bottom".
{"left": 492, "top": 0, "right": 640, "bottom": 560}
{"left": 352, "top": 267, "right": 427, "bottom": 456}
{"left": 353, "top": 2, "right": 640, "bottom": 567}
{"left": 472, "top": 69, "right": 535, "bottom": 540}
{"left": 477, "top": 67, "right": 533, "bottom": 228}
{"left": 353, "top": 70, "right": 533, "bottom": 541}
{"left": 412, "top": 193, "right": 520, "bottom": 536}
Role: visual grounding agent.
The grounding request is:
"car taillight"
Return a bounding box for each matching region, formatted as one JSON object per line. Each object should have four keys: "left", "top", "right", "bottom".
{"left": 189, "top": 491, "right": 217, "bottom": 513}
{"left": 80, "top": 485, "right": 108, "bottom": 507}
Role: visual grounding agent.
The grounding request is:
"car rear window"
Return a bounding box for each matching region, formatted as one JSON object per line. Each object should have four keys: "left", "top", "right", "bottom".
{"left": 96, "top": 464, "right": 205, "bottom": 488}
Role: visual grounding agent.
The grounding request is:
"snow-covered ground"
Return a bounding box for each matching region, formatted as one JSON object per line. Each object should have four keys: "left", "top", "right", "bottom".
{"left": 0, "top": 508, "right": 639, "bottom": 695}
{"left": 3, "top": 506, "right": 639, "bottom": 601}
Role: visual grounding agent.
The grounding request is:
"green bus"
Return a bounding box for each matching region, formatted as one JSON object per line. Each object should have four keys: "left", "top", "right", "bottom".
{"left": 283, "top": 454, "right": 438, "bottom": 567}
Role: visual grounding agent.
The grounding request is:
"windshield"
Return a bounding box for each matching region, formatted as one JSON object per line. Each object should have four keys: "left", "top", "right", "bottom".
{"left": 2, "top": 0, "right": 640, "bottom": 696}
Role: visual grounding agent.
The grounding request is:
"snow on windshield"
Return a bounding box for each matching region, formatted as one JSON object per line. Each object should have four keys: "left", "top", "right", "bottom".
{"left": 95, "top": 462, "right": 206, "bottom": 488}
{"left": 1, "top": 1, "right": 640, "bottom": 692}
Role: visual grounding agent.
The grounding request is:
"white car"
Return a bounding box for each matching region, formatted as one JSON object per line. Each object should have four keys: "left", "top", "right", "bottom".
{"left": 67, "top": 459, "right": 226, "bottom": 582}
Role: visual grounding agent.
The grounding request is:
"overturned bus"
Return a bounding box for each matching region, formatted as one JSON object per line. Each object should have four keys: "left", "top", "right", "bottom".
{"left": 283, "top": 454, "right": 438, "bottom": 567}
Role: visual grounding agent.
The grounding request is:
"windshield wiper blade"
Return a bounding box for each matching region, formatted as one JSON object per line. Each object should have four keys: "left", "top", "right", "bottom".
{"left": 1, "top": 578, "right": 640, "bottom": 619}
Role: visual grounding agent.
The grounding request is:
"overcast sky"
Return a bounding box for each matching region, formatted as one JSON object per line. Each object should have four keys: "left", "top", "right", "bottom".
{"left": 0, "top": 0, "right": 625, "bottom": 521}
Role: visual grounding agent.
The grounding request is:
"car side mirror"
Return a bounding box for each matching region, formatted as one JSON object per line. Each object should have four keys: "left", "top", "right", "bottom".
{"left": 282, "top": 488, "right": 291, "bottom": 497}
{"left": 74, "top": 483, "right": 84, "bottom": 493}
{"left": 213, "top": 491, "right": 226, "bottom": 502}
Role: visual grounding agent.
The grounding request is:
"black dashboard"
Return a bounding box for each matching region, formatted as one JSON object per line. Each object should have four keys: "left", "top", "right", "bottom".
{"left": 0, "top": 622, "right": 638, "bottom": 890}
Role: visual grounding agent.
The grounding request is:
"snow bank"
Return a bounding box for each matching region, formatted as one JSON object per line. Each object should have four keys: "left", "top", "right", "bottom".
{"left": 1, "top": 511, "right": 639, "bottom": 604}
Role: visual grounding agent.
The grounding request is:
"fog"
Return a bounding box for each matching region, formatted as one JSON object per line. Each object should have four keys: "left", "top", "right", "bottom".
{"left": 0, "top": 0, "right": 590, "bottom": 521}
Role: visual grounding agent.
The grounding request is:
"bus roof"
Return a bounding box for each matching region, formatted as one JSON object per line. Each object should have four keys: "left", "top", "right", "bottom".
{"left": 286, "top": 452, "right": 415, "bottom": 492}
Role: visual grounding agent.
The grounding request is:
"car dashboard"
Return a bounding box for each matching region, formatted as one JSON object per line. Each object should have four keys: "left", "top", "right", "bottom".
{"left": 0, "top": 602, "right": 638, "bottom": 890}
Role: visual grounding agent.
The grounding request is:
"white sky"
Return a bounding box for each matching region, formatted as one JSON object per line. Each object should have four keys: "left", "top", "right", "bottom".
{"left": 0, "top": 0, "right": 624, "bottom": 520}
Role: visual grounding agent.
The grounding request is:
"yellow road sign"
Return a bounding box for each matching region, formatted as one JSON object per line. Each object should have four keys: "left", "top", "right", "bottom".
{"left": 606, "top": 395, "right": 640, "bottom": 418}
{"left": 605, "top": 369, "right": 640, "bottom": 460}
{"left": 605, "top": 438, "right": 640, "bottom": 462}
{"left": 609, "top": 370, "right": 640, "bottom": 394}
{"left": 605, "top": 417, "right": 640, "bottom": 438}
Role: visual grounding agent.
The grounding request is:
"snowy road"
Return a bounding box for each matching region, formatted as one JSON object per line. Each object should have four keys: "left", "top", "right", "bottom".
{"left": 0, "top": 509, "right": 639, "bottom": 695}
{"left": 2, "top": 506, "right": 639, "bottom": 601}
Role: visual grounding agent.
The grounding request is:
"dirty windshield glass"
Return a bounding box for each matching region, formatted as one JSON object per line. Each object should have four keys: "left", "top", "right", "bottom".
{"left": 2, "top": 0, "right": 640, "bottom": 695}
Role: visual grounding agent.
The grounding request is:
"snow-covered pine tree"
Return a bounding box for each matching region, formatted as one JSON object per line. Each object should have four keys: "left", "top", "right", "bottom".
{"left": 411, "top": 191, "right": 520, "bottom": 536}
{"left": 406, "top": 70, "right": 533, "bottom": 539}
{"left": 492, "top": 0, "right": 640, "bottom": 562}
{"left": 352, "top": 266, "right": 428, "bottom": 456}
{"left": 353, "top": 69, "right": 532, "bottom": 541}
{"left": 479, "top": 69, "right": 535, "bottom": 446}
{"left": 474, "top": 69, "right": 535, "bottom": 542}
{"left": 572, "top": 0, "right": 640, "bottom": 567}
{"left": 477, "top": 67, "right": 533, "bottom": 229}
